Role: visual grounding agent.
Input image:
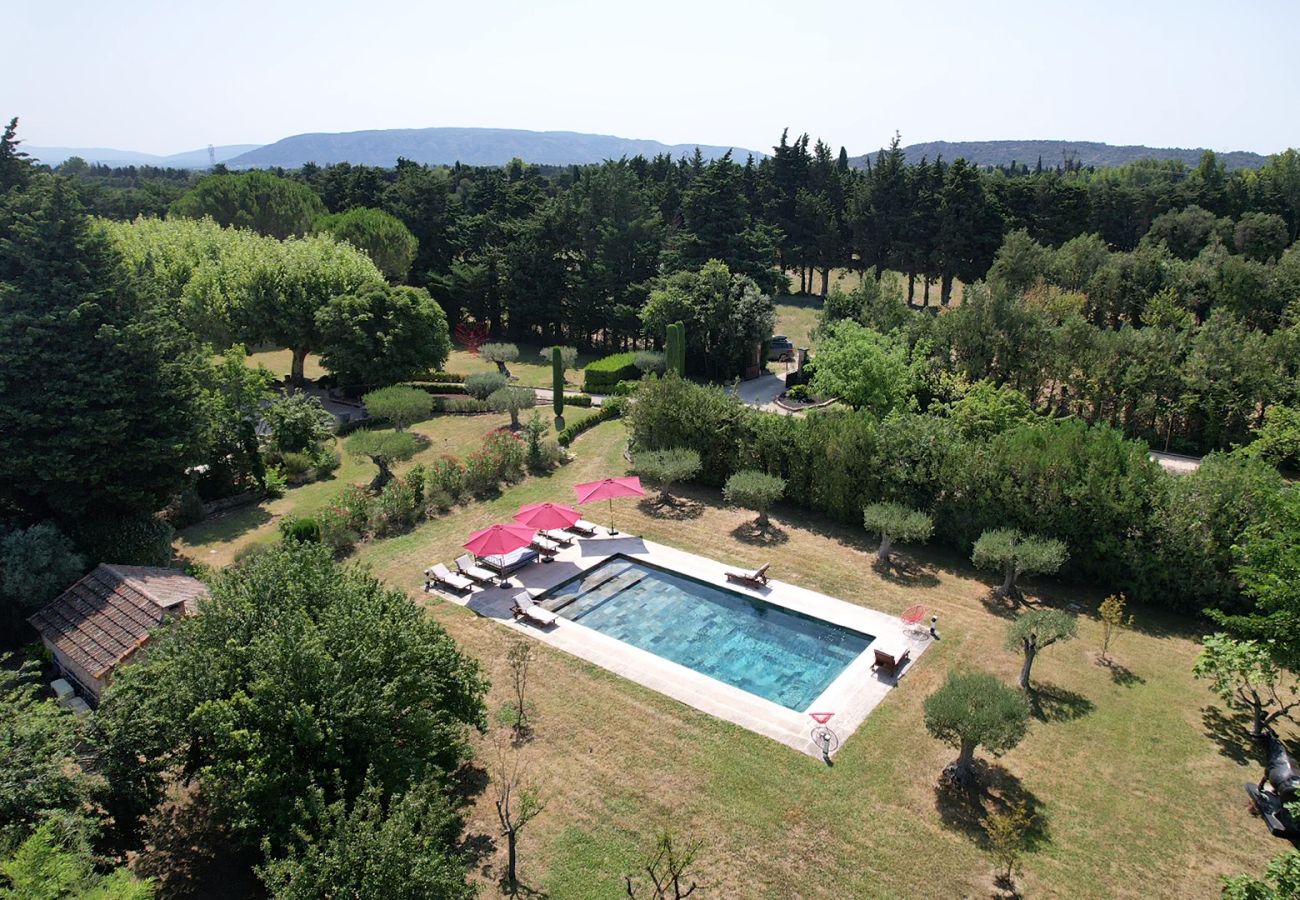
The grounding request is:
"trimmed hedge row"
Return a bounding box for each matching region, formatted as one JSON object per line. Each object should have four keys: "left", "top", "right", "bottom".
{"left": 583, "top": 353, "right": 640, "bottom": 393}
{"left": 423, "top": 371, "right": 467, "bottom": 383}
{"left": 557, "top": 401, "right": 623, "bottom": 446}
{"left": 409, "top": 382, "right": 469, "bottom": 395}
{"left": 567, "top": 394, "right": 594, "bottom": 408}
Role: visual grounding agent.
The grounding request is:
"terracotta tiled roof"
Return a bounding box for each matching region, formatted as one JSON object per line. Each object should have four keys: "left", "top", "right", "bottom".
{"left": 28, "top": 564, "right": 207, "bottom": 679}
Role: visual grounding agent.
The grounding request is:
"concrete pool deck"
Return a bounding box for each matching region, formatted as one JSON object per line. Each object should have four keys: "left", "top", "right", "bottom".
{"left": 429, "top": 530, "right": 932, "bottom": 758}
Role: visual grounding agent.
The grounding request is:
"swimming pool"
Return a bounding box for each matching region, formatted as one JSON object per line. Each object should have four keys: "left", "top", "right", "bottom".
{"left": 544, "top": 556, "right": 874, "bottom": 711}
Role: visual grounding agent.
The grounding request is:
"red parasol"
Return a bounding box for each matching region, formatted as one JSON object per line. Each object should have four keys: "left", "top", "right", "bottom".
{"left": 513, "top": 502, "right": 582, "bottom": 531}
{"left": 463, "top": 522, "right": 537, "bottom": 558}
{"left": 573, "top": 477, "right": 645, "bottom": 535}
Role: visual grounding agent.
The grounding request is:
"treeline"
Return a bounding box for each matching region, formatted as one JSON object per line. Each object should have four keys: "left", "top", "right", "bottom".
{"left": 49, "top": 124, "right": 1300, "bottom": 347}
{"left": 817, "top": 238, "right": 1300, "bottom": 454}
{"left": 628, "top": 376, "right": 1285, "bottom": 615}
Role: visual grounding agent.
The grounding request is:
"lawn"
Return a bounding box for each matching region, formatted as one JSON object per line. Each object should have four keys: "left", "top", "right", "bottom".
{"left": 176, "top": 407, "right": 597, "bottom": 569}
{"left": 348, "top": 419, "right": 1290, "bottom": 899}
{"left": 242, "top": 344, "right": 593, "bottom": 391}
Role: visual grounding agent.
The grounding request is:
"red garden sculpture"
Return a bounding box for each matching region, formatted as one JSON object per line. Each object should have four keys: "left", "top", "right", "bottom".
{"left": 454, "top": 321, "right": 491, "bottom": 356}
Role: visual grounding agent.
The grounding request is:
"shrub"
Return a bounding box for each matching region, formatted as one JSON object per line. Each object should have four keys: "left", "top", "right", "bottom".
{"left": 318, "top": 506, "right": 359, "bottom": 555}
{"left": 463, "top": 448, "right": 499, "bottom": 495}
{"left": 481, "top": 432, "right": 527, "bottom": 483}
{"left": 278, "top": 516, "right": 321, "bottom": 544}
{"left": 425, "top": 488, "right": 455, "bottom": 515}
{"left": 331, "top": 485, "right": 374, "bottom": 532}
{"left": 309, "top": 446, "right": 342, "bottom": 476}
{"left": 427, "top": 455, "right": 466, "bottom": 500}
{"left": 723, "top": 470, "right": 786, "bottom": 526}
{"left": 568, "top": 394, "right": 594, "bottom": 408}
{"left": 425, "top": 371, "right": 467, "bottom": 383}
{"left": 362, "top": 385, "right": 434, "bottom": 431}
{"left": 523, "top": 412, "right": 548, "bottom": 470}
{"left": 404, "top": 464, "right": 426, "bottom": 508}
{"left": 75, "top": 517, "right": 173, "bottom": 567}
{"left": 279, "top": 451, "right": 315, "bottom": 482}
{"left": 583, "top": 352, "right": 641, "bottom": 393}
{"left": 440, "top": 397, "right": 493, "bottom": 414}
{"left": 370, "top": 480, "right": 419, "bottom": 536}
{"left": 265, "top": 391, "right": 336, "bottom": 454}
{"left": 634, "top": 350, "right": 666, "bottom": 375}
{"left": 465, "top": 372, "right": 508, "bottom": 400}
{"left": 557, "top": 404, "right": 622, "bottom": 446}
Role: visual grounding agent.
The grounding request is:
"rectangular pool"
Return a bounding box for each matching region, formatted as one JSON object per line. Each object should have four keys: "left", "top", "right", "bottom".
{"left": 544, "top": 556, "right": 873, "bottom": 711}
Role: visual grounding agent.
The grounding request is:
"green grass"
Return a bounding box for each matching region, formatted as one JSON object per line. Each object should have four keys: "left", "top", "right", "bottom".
{"left": 349, "top": 420, "right": 1289, "bottom": 898}
{"left": 176, "top": 407, "right": 596, "bottom": 568}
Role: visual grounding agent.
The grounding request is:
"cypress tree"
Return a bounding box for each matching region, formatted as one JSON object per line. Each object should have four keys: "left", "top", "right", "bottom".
{"left": 552, "top": 346, "right": 565, "bottom": 429}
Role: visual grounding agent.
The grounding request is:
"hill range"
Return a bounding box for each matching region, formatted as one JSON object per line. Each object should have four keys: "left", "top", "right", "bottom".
{"left": 26, "top": 130, "right": 1275, "bottom": 172}
{"left": 851, "top": 139, "right": 1269, "bottom": 171}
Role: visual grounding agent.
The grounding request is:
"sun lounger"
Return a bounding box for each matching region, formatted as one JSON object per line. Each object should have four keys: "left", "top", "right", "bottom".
{"left": 725, "top": 563, "right": 770, "bottom": 587}
{"left": 455, "top": 554, "right": 497, "bottom": 585}
{"left": 426, "top": 562, "right": 474, "bottom": 593}
{"left": 512, "top": 592, "right": 558, "bottom": 627}
{"left": 543, "top": 529, "right": 574, "bottom": 547}
{"left": 531, "top": 534, "right": 560, "bottom": 556}
{"left": 871, "top": 639, "right": 911, "bottom": 676}
{"left": 567, "top": 519, "right": 599, "bottom": 537}
{"left": 479, "top": 548, "right": 539, "bottom": 575}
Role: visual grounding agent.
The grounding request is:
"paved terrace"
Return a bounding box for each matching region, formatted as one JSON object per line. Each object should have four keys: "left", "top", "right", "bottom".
{"left": 429, "top": 530, "right": 932, "bottom": 758}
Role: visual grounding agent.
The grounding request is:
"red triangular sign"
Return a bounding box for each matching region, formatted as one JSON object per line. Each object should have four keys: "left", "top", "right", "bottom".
{"left": 809, "top": 711, "right": 835, "bottom": 725}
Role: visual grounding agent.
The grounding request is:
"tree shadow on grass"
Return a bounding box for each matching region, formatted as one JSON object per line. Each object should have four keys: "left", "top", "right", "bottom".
{"left": 978, "top": 590, "right": 1022, "bottom": 621}
{"left": 637, "top": 495, "right": 704, "bottom": 521}
{"left": 872, "top": 555, "right": 940, "bottom": 589}
{"left": 1096, "top": 655, "right": 1145, "bottom": 687}
{"left": 1201, "top": 704, "right": 1258, "bottom": 766}
{"left": 933, "top": 761, "right": 1051, "bottom": 852}
{"left": 731, "top": 521, "right": 790, "bottom": 546}
{"left": 449, "top": 760, "right": 490, "bottom": 807}
{"left": 499, "top": 877, "right": 549, "bottom": 898}
{"left": 1028, "top": 681, "right": 1095, "bottom": 723}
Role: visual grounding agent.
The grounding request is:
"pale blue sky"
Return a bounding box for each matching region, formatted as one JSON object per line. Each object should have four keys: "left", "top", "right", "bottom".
{"left": 6, "top": 0, "right": 1296, "bottom": 156}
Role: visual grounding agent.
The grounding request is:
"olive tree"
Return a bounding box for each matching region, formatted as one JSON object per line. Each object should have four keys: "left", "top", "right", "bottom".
{"left": 479, "top": 342, "right": 519, "bottom": 377}
{"left": 362, "top": 385, "right": 433, "bottom": 431}
{"left": 634, "top": 351, "right": 667, "bottom": 376}
{"left": 540, "top": 345, "right": 577, "bottom": 376}
{"left": 1193, "top": 634, "right": 1300, "bottom": 737}
{"left": 924, "top": 671, "right": 1030, "bottom": 784}
{"left": 971, "top": 528, "right": 1068, "bottom": 600}
{"left": 1006, "top": 609, "right": 1078, "bottom": 691}
{"left": 465, "top": 372, "right": 508, "bottom": 400}
{"left": 345, "top": 429, "right": 419, "bottom": 490}
{"left": 862, "top": 502, "right": 934, "bottom": 566}
{"left": 633, "top": 449, "right": 702, "bottom": 504}
{"left": 723, "top": 470, "right": 786, "bottom": 527}
{"left": 488, "top": 386, "right": 536, "bottom": 430}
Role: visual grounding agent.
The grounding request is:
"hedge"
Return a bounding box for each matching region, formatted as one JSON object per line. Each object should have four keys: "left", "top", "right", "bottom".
{"left": 557, "top": 401, "right": 623, "bottom": 446}
{"left": 583, "top": 352, "right": 641, "bottom": 393}
{"left": 567, "top": 394, "right": 594, "bottom": 408}
{"left": 423, "top": 371, "right": 467, "bottom": 383}
{"left": 408, "top": 382, "right": 469, "bottom": 395}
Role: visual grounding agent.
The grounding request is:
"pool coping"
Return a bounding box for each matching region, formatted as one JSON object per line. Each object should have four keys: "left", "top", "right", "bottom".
{"left": 431, "top": 532, "right": 932, "bottom": 758}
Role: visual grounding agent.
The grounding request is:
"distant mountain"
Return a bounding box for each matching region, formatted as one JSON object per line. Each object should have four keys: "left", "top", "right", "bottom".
{"left": 225, "top": 127, "right": 766, "bottom": 168}
{"left": 24, "top": 144, "right": 262, "bottom": 169}
{"left": 849, "top": 140, "right": 1269, "bottom": 171}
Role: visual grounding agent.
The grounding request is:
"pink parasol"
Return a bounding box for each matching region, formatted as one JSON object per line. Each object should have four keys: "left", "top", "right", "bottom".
{"left": 513, "top": 502, "right": 581, "bottom": 531}
{"left": 463, "top": 522, "right": 537, "bottom": 558}
{"left": 573, "top": 477, "right": 645, "bottom": 535}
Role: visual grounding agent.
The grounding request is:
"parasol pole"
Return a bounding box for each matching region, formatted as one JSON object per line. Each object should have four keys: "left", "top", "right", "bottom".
{"left": 608, "top": 496, "right": 617, "bottom": 535}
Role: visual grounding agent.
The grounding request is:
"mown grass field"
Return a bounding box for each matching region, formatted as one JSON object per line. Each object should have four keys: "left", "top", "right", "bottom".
{"left": 201, "top": 353, "right": 1285, "bottom": 898}
{"left": 194, "top": 420, "right": 1281, "bottom": 899}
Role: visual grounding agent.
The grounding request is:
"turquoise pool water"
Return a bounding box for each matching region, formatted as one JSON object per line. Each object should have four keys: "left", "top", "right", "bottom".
{"left": 545, "top": 557, "right": 873, "bottom": 711}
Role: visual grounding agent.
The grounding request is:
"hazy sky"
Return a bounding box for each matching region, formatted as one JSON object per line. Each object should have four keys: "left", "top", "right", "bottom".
{"left": 7, "top": 0, "right": 1297, "bottom": 156}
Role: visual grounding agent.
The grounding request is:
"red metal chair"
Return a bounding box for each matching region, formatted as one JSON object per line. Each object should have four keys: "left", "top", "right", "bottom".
{"left": 901, "top": 604, "right": 927, "bottom": 632}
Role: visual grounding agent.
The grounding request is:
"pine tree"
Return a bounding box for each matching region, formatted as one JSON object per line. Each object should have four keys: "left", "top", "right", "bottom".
{"left": 0, "top": 177, "right": 209, "bottom": 521}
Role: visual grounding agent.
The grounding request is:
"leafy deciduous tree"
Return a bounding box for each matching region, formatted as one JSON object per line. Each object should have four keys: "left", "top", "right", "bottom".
{"left": 317, "top": 284, "right": 451, "bottom": 388}
{"left": 1193, "top": 634, "right": 1299, "bottom": 737}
